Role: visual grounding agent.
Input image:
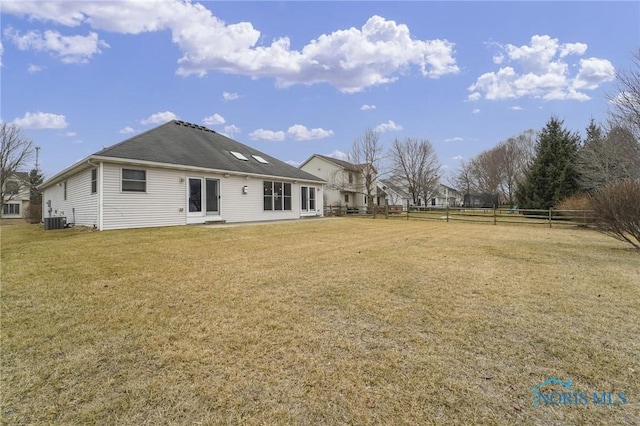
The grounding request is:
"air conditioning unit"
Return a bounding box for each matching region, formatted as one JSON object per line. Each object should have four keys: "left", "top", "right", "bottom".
{"left": 44, "top": 217, "right": 67, "bottom": 230}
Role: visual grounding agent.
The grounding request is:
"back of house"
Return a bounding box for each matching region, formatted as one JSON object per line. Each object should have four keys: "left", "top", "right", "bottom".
{"left": 40, "top": 121, "right": 325, "bottom": 230}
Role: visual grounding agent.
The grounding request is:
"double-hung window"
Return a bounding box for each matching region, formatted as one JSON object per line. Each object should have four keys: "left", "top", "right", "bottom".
{"left": 3, "top": 203, "right": 19, "bottom": 215}
{"left": 263, "top": 181, "right": 291, "bottom": 211}
{"left": 122, "top": 169, "right": 146, "bottom": 192}
{"left": 91, "top": 169, "right": 97, "bottom": 194}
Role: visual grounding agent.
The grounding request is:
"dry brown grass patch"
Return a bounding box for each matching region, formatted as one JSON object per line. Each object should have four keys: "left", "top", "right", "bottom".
{"left": 1, "top": 219, "right": 639, "bottom": 424}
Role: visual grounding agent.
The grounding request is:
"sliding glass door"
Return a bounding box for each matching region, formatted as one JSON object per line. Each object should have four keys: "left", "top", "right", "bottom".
{"left": 188, "top": 177, "right": 220, "bottom": 218}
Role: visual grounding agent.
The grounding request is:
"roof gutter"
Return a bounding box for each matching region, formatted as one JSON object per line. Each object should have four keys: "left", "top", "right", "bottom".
{"left": 38, "top": 155, "right": 95, "bottom": 190}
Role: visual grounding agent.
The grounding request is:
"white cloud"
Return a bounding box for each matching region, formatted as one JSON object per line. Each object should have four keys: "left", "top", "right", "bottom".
{"left": 609, "top": 91, "right": 640, "bottom": 108}
{"left": 202, "top": 113, "right": 225, "bottom": 126}
{"left": 374, "top": 120, "right": 402, "bottom": 133}
{"left": 2, "top": 3, "right": 459, "bottom": 92}
{"left": 472, "top": 108, "right": 480, "bottom": 114}
{"left": 119, "top": 126, "right": 135, "bottom": 134}
{"left": 573, "top": 57, "right": 615, "bottom": 90}
{"left": 327, "top": 150, "right": 349, "bottom": 161}
{"left": 249, "top": 128, "right": 285, "bottom": 141}
{"left": 468, "top": 35, "right": 614, "bottom": 102}
{"left": 222, "top": 91, "right": 240, "bottom": 101}
{"left": 452, "top": 155, "right": 463, "bottom": 161}
{"left": 468, "top": 92, "right": 482, "bottom": 102}
{"left": 65, "top": 131, "right": 77, "bottom": 137}
{"left": 444, "top": 137, "right": 463, "bottom": 142}
{"left": 222, "top": 124, "right": 241, "bottom": 137}
{"left": 360, "top": 104, "right": 376, "bottom": 111}
{"left": 287, "top": 124, "right": 333, "bottom": 141}
{"left": 286, "top": 160, "right": 301, "bottom": 167}
{"left": 12, "top": 111, "right": 68, "bottom": 129}
{"left": 559, "top": 42, "right": 587, "bottom": 57}
{"left": 27, "top": 64, "right": 45, "bottom": 73}
{"left": 140, "top": 111, "right": 178, "bottom": 125}
{"left": 509, "top": 106, "right": 523, "bottom": 111}
{"left": 4, "top": 27, "right": 109, "bottom": 64}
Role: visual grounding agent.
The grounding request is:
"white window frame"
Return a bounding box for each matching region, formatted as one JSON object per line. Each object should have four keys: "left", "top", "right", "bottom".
{"left": 91, "top": 169, "right": 97, "bottom": 194}
{"left": 264, "top": 181, "right": 292, "bottom": 211}
{"left": 121, "top": 168, "right": 147, "bottom": 192}
{"left": 252, "top": 155, "right": 269, "bottom": 164}
{"left": 301, "top": 186, "right": 316, "bottom": 212}
{"left": 3, "top": 203, "right": 20, "bottom": 215}
{"left": 230, "top": 151, "right": 249, "bottom": 161}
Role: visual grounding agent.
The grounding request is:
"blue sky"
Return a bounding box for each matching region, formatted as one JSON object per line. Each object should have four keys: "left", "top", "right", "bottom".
{"left": 1, "top": 1, "right": 638, "bottom": 179}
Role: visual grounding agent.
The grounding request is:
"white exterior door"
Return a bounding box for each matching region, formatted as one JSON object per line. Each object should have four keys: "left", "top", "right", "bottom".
{"left": 187, "top": 177, "right": 221, "bottom": 223}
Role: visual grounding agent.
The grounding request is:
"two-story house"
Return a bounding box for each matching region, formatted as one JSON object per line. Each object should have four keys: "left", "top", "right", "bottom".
{"left": 1, "top": 172, "right": 31, "bottom": 219}
{"left": 300, "top": 154, "right": 380, "bottom": 208}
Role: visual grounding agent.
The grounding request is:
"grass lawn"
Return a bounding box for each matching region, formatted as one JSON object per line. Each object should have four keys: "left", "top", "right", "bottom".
{"left": 1, "top": 218, "right": 639, "bottom": 424}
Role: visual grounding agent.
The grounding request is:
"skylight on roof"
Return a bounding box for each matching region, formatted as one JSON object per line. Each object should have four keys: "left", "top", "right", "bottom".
{"left": 252, "top": 155, "right": 269, "bottom": 164}
{"left": 230, "top": 151, "right": 248, "bottom": 161}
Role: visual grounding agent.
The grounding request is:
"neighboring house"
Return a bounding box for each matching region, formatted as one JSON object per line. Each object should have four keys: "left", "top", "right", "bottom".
{"left": 1, "top": 172, "right": 30, "bottom": 219}
{"left": 39, "top": 120, "right": 325, "bottom": 231}
{"left": 377, "top": 178, "right": 411, "bottom": 210}
{"left": 299, "top": 154, "right": 383, "bottom": 208}
{"left": 377, "top": 178, "right": 462, "bottom": 208}
{"left": 429, "top": 184, "right": 462, "bottom": 207}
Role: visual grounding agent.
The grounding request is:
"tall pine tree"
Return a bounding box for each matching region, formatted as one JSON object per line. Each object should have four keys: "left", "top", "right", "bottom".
{"left": 516, "top": 116, "right": 581, "bottom": 209}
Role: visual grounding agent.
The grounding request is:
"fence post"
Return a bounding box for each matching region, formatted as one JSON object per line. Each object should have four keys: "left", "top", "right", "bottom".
{"left": 385, "top": 204, "right": 389, "bottom": 219}
{"left": 446, "top": 205, "right": 449, "bottom": 222}
{"left": 493, "top": 206, "right": 497, "bottom": 225}
{"left": 549, "top": 208, "right": 552, "bottom": 228}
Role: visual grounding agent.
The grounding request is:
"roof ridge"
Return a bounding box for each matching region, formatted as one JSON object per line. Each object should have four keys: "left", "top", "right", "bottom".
{"left": 97, "top": 120, "right": 177, "bottom": 155}
{"left": 172, "top": 120, "right": 217, "bottom": 133}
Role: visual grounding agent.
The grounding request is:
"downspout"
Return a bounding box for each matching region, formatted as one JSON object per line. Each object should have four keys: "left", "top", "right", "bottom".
{"left": 87, "top": 159, "right": 102, "bottom": 230}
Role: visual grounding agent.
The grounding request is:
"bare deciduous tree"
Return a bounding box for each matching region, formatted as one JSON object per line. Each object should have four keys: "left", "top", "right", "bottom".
{"left": 350, "top": 129, "right": 383, "bottom": 214}
{"left": 590, "top": 179, "right": 640, "bottom": 250}
{"left": 450, "top": 129, "right": 536, "bottom": 206}
{"left": 1, "top": 123, "right": 34, "bottom": 214}
{"left": 608, "top": 49, "right": 640, "bottom": 140}
{"left": 450, "top": 160, "right": 474, "bottom": 199}
{"left": 496, "top": 130, "right": 537, "bottom": 205}
{"left": 389, "top": 137, "right": 440, "bottom": 205}
{"left": 469, "top": 149, "right": 502, "bottom": 196}
{"left": 579, "top": 121, "right": 640, "bottom": 191}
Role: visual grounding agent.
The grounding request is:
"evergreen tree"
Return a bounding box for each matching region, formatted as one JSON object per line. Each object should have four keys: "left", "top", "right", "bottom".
{"left": 28, "top": 168, "right": 44, "bottom": 205}
{"left": 516, "top": 116, "right": 581, "bottom": 209}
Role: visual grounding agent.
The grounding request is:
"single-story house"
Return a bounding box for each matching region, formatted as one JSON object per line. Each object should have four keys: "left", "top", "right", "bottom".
{"left": 40, "top": 120, "right": 325, "bottom": 230}
{"left": 1, "top": 171, "right": 31, "bottom": 219}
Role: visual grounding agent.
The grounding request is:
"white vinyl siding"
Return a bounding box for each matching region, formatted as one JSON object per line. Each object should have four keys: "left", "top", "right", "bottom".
{"left": 42, "top": 168, "right": 98, "bottom": 227}
{"left": 220, "top": 176, "right": 297, "bottom": 223}
{"left": 101, "top": 164, "right": 185, "bottom": 230}
{"left": 300, "top": 156, "right": 348, "bottom": 207}
{"left": 43, "top": 162, "right": 324, "bottom": 230}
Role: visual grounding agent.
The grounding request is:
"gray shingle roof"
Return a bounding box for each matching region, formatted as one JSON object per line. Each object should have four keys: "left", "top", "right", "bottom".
{"left": 311, "top": 154, "right": 364, "bottom": 172}
{"left": 94, "top": 120, "right": 323, "bottom": 182}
